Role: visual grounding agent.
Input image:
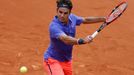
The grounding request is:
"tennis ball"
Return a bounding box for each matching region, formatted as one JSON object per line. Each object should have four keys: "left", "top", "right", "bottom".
{"left": 19, "top": 66, "right": 28, "bottom": 73}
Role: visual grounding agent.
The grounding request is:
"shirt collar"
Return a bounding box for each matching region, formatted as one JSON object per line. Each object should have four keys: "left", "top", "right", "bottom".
{"left": 53, "top": 15, "right": 72, "bottom": 25}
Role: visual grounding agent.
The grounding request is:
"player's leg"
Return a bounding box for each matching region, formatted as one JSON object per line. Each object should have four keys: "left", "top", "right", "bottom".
{"left": 60, "top": 61, "right": 73, "bottom": 75}
{"left": 44, "top": 58, "right": 64, "bottom": 75}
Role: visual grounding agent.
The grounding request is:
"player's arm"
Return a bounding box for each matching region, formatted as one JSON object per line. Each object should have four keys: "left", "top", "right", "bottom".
{"left": 58, "top": 34, "right": 93, "bottom": 45}
{"left": 82, "top": 17, "right": 106, "bottom": 24}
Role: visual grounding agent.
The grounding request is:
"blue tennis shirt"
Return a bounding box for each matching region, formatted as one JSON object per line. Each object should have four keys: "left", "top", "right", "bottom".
{"left": 44, "top": 13, "right": 83, "bottom": 62}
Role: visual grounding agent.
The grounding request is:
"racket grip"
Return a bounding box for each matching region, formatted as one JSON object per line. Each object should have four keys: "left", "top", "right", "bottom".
{"left": 91, "top": 31, "right": 99, "bottom": 38}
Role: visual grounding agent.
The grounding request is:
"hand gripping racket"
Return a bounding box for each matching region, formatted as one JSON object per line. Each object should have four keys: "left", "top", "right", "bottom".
{"left": 91, "top": 1, "right": 128, "bottom": 38}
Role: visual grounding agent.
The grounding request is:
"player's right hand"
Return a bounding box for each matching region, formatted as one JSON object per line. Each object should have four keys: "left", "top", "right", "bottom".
{"left": 83, "top": 35, "right": 93, "bottom": 44}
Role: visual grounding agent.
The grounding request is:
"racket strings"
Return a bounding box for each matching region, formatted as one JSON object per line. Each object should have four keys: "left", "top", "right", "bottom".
{"left": 106, "top": 2, "right": 127, "bottom": 23}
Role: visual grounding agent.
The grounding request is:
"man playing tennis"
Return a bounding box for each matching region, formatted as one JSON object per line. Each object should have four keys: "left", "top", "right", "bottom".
{"left": 44, "top": 0, "right": 106, "bottom": 75}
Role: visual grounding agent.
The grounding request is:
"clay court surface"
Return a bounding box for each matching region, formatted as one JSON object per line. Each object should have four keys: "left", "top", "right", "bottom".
{"left": 0, "top": 0, "right": 134, "bottom": 75}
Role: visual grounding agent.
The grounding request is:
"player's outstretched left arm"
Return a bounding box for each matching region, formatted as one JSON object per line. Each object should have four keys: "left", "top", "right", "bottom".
{"left": 82, "top": 17, "right": 106, "bottom": 24}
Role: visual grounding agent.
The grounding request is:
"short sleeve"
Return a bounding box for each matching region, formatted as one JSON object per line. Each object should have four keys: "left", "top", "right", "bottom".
{"left": 49, "top": 24, "right": 66, "bottom": 39}
{"left": 71, "top": 14, "right": 84, "bottom": 26}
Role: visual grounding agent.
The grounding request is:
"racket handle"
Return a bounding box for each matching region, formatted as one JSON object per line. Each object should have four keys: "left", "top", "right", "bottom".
{"left": 91, "top": 31, "right": 99, "bottom": 38}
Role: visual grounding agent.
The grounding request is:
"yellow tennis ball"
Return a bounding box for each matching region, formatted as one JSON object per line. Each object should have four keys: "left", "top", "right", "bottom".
{"left": 19, "top": 66, "right": 28, "bottom": 73}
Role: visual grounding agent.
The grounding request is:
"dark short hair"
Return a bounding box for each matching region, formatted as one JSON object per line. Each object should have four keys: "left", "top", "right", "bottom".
{"left": 56, "top": 0, "right": 73, "bottom": 10}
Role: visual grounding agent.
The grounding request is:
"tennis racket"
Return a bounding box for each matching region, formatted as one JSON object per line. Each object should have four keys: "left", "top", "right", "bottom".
{"left": 91, "top": 1, "right": 128, "bottom": 38}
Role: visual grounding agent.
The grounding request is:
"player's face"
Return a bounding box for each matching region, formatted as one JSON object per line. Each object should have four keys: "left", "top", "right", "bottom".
{"left": 57, "top": 7, "right": 70, "bottom": 23}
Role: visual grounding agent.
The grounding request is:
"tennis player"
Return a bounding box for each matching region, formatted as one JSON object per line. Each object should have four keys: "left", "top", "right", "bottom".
{"left": 44, "top": 0, "right": 106, "bottom": 75}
